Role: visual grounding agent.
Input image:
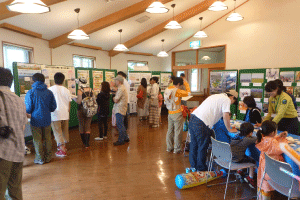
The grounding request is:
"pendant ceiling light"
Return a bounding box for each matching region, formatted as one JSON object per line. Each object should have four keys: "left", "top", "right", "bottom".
{"left": 194, "top": 17, "right": 208, "bottom": 38}
{"left": 113, "top": 29, "right": 129, "bottom": 52}
{"left": 226, "top": 0, "right": 244, "bottom": 22}
{"left": 164, "top": 4, "right": 182, "bottom": 29}
{"left": 157, "top": 39, "right": 168, "bottom": 57}
{"left": 208, "top": 0, "right": 228, "bottom": 11}
{"left": 202, "top": 56, "right": 211, "bottom": 60}
{"left": 68, "top": 8, "right": 89, "bottom": 40}
{"left": 7, "top": 0, "right": 50, "bottom": 14}
{"left": 146, "top": 0, "right": 169, "bottom": 14}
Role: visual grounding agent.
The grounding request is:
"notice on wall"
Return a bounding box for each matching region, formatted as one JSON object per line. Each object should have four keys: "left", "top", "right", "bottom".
{"left": 160, "top": 73, "right": 172, "bottom": 92}
{"left": 42, "top": 66, "right": 76, "bottom": 95}
{"left": 92, "top": 71, "right": 103, "bottom": 95}
{"left": 77, "top": 70, "right": 90, "bottom": 88}
{"left": 105, "top": 71, "right": 115, "bottom": 83}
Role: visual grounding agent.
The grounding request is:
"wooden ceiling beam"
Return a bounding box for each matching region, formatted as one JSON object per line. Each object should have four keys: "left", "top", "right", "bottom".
{"left": 125, "top": 51, "right": 154, "bottom": 56}
{"left": 70, "top": 43, "right": 102, "bottom": 50}
{"left": 49, "top": 0, "right": 173, "bottom": 49}
{"left": 0, "top": 23, "right": 42, "bottom": 38}
{"left": 109, "top": 0, "right": 224, "bottom": 57}
{"left": 0, "top": 0, "right": 67, "bottom": 21}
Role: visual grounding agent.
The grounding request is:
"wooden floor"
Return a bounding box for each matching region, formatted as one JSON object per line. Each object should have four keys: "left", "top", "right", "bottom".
{"left": 23, "top": 115, "right": 286, "bottom": 200}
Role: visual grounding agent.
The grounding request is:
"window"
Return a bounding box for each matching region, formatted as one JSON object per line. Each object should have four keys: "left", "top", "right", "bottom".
{"left": 73, "top": 55, "right": 95, "bottom": 68}
{"left": 128, "top": 60, "right": 148, "bottom": 71}
{"left": 3, "top": 43, "right": 33, "bottom": 91}
{"left": 176, "top": 71, "right": 185, "bottom": 77}
{"left": 190, "top": 69, "right": 199, "bottom": 92}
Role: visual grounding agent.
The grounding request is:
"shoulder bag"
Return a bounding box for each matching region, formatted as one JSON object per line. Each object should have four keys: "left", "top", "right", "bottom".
{"left": 0, "top": 91, "right": 14, "bottom": 139}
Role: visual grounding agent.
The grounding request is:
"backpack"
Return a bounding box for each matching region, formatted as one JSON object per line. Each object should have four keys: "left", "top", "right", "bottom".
{"left": 164, "top": 88, "right": 178, "bottom": 111}
{"left": 81, "top": 89, "right": 98, "bottom": 117}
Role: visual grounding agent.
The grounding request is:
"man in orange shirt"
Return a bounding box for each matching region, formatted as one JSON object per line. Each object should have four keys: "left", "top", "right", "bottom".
{"left": 180, "top": 73, "right": 191, "bottom": 92}
{"left": 164, "top": 77, "right": 190, "bottom": 154}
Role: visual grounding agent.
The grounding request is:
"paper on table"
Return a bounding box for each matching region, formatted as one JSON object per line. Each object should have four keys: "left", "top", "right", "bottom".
{"left": 253, "top": 83, "right": 262, "bottom": 86}
{"left": 181, "top": 96, "right": 193, "bottom": 101}
{"left": 297, "top": 98, "right": 300, "bottom": 102}
{"left": 241, "top": 83, "right": 250, "bottom": 86}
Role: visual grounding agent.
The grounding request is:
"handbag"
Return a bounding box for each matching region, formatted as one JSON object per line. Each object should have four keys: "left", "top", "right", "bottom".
{"left": 137, "top": 90, "right": 143, "bottom": 99}
{"left": 0, "top": 91, "right": 14, "bottom": 139}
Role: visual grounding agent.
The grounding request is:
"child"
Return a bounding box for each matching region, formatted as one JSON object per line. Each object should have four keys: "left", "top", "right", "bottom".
{"left": 158, "top": 87, "right": 163, "bottom": 124}
{"left": 243, "top": 96, "right": 262, "bottom": 125}
{"left": 230, "top": 122, "right": 257, "bottom": 188}
{"left": 256, "top": 120, "right": 288, "bottom": 200}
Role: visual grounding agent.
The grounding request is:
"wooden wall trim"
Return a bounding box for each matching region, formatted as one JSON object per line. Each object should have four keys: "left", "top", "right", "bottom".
{"left": 173, "top": 63, "right": 225, "bottom": 70}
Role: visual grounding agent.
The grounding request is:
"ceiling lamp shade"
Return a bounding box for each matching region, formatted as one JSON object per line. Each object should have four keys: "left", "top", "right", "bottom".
{"left": 157, "top": 39, "right": 168, "bottom": 57}
{"left": 146, "top": 1, "right": 169, "bottom": 14}
{"left": 202, "top": 56, "right": 211, "bottom": 60}
{"left": 226, "top": 0, "right": 244, "bottom": 22}
{"left": 7, "top": 0, "right": 50, "bottom": 14}
{"left": 165, "top": 4, "right": 182, "bottom": 29}
{"left": 113, "top": 29, "right": 129, "bottom": 52}
{"left": 208, "top": 1, "right": 228, "bottom": 11}
{"left": 194, "top": 17, "right": 207, "bottom": 38}
{"left": 68, "top": 8, "right": 89, "bottom": 40}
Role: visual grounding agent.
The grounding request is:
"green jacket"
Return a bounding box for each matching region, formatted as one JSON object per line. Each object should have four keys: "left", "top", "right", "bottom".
{"left": 265, "top": 92, "right": 298, "bottom": 124}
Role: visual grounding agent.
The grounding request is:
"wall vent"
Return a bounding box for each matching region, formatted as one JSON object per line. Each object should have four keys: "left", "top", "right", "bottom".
{"left": 136, "top": 16, "right": 150, "bottom": 23}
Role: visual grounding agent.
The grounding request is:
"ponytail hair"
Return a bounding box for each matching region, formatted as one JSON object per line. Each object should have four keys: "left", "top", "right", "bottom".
{"left": 256, "top": 120, "right": 277, "bottom": 143}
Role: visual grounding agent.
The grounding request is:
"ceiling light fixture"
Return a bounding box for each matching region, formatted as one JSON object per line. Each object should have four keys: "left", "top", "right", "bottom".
{"left": 7, "top": 0, "right": 50, "bottom": 14}
{"left": 194, "top": 17, "right": 208, "bottom": 38}
{"left": 202, "top": 56, "right": 211, "bottom": 60}
{"left": 68, "top": 8, "right": 89, "bottom": 40}
{"left": 226, "top": 0, "right": 244, "bottom": 22}
{"left": 208, "top": 0, "right": 228, "bottom": 11}
{"left": 146, "top": 0, "right": 169, "bottom": 14}
{"left": 164, "top": 4, "right": 182, "bottom": 29}
{"left": 113, "top": 29, "right": 129, "bottom": 52}
{"left": 157, "top": 39, "right": 168, "bottom": 57}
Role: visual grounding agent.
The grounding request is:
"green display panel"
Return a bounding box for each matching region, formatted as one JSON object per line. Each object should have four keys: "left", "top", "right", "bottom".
{"left": 237, "top": 69, "right": 266, "bottom": 120}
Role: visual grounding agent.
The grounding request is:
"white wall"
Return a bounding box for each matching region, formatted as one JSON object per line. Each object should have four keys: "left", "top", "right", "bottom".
{"left": 0, "top": 28, "right": 170, "bottom": 73}
{"left": 168, "top": 0, "right": 300, "bottom": 70}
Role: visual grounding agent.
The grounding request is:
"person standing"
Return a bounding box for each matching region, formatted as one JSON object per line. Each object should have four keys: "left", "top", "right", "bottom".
{"left": 0, "top": 68, "right": 27, "bottom": 200}
{"left": 75, "top": 78, "right": 94, "bottom": 148}
{"left": 180, "top": 73, "right": 191, "bottom": 92}
{"left": 137, "top": 78, "right": 147, "bottom": 121}
{"left": 49, "top": 72, "right": 72, "bottom": 157}
{"left": 149, "top": 77, "right": 160, "bottom": 128}
{"left": 264, "top": 80, "right": 299, "bottom": 135}
{"left": 164, "top": 77, "right": 190, "bottom": 153}
{"left": 158, "top": 87, "right": 163, "bottom": 124}
{"left": 189, "top": 90, "right": 238, "bottom": 171}
{"left": 113, "top": 75, "right": 129, "bottom": 146}
{"left": 25, "top": 73, "right": 57, "bottom": 164}
{"left": 95, "top": 81, "right": 111, "bottom": 141}
{"left": 117, "top": 71, "right": 130, "bottom": 130}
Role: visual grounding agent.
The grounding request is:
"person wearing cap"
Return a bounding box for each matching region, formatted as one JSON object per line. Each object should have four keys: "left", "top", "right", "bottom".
{"left": 117, "top": 71, "right": 130, "bottom": 130}
{"left": 189, "top": 90, "right": 238, "bottom": 171}
{"left": 75, "top": 77, "right": 94, "bottom": 148}
{"left": 113, "top": 75, "right": 129, "bottom": 146}
{"left": 25, "top": 73, "right": 57, "bottom": 165}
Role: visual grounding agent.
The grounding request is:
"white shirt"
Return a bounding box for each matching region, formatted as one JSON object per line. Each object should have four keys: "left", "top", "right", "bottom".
{"left": 123, "top": 78, "right": 130, "bottom": 103}
{"left": 150, "top": 83, "right": 159, "bottom": 99}
{"left": 192, "top": 93, "right": 231, "bottom": 128}
{"left": 49, "top": 85, "right": 72, "bottom": 121}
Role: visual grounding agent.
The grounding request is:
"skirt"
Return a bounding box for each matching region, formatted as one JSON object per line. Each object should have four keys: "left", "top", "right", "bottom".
{"left": 149, "top": 106, "right": 159, "bottom": 125}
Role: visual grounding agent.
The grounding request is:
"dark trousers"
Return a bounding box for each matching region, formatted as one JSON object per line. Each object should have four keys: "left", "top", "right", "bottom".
{"left": 278, "top": 117, "right": 299, "bottom": 135}
{"left": 124, "top": 114, "right": 128, "bottom": 130}
{"left": 189, "top": 114, "right": 211, "bottom": 171}
{"left": 116, "top": 113, "right": 129, "bottom": 143}
{"left": 98, "top": 116, "right": 108, "bottom": 138}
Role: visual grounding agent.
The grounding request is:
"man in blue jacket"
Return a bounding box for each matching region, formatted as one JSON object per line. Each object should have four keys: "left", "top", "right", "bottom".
{"left": 25, "top": 73, "right": 57, "bottom": 165}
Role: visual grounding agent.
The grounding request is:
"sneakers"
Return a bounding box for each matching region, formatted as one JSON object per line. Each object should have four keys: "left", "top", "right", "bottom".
{"left": 55, "top": 150, "right": 66, "bottom": 157}
{"left": 94, "top": 137, "right": 104, "bottom": 141}
{"left": 173, "top": 150, "right": 182, "bottom": 154}
{"left": 244, "top": 176, "right": 256, "bottom": 189}
{"left": 166, "top": 149, "right": 173, "bottom": 153}
{"left": 104, "top": 136, "right": 108, "bottom": 139}
{"left": 152, "top": 125, "right": 158, "bottom": 128}
{"left": 25, "top": 146, "right": 31, "bottom": 155}
{"left": 113, "top": 141, "right": 125, "bottom": 146}
{"left": 34, "top": 159, "right": 44, "bottom": 165}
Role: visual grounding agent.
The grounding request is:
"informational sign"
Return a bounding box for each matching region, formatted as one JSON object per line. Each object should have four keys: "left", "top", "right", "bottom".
{"left": 92, "top": 70, "right": 103, "bottom": 95}
{"left": 105, "top": 71, "right": 115, "bottom": 83}
{"left": 77, "top": 70, "right": 90, "bottom": 88}
{"left": 189, "top": 41, "right": 201, "bottom": 49}
{"left": 160, "top": 73, "right": 172, "bottom": 91}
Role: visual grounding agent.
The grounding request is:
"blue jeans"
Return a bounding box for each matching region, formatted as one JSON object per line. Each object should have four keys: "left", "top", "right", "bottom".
{"left": 116, "top": 113, "right": 129, "bottom": 143}
{"left": 189, "top": 114, "right": 211, "bottom": 171}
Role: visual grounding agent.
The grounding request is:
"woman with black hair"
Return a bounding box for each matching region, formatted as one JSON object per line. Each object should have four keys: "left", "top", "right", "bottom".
{"left": 149, "top": 77, "right": 160, "bottom": 127}
{"left": 137, "top": 78, "right": 148, "bottom": 120}
{"left": 264, "top": 80, "right": 299, "bottom": 135}
{"left": 243, "top": 96, "right": 262, "bottom": 124}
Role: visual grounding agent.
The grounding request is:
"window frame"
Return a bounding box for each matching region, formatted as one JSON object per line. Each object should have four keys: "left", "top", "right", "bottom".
{"left": 72, "top": 54, "right": 96, "bottom": 68}
{"left": 127, "top": 60, "right": 148, "bottom": 71}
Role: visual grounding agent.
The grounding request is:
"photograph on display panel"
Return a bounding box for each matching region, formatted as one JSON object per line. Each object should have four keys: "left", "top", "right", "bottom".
{"left": 240, "top": 73, "right": 252, "bottom": 83}
{"left": 210, "top": 72, "right": 222, "bottom": 94}
{"left": 286, "top": 86, "right": 294, "bottom": 95}
{"left": 77, "top": 70, "right": 90, "bottom": 88}
{"left": 239, "top": 89, "right": 251, "bottom": 99}
{"left": 295, "top": 71, "right": 300, "bottom": 82}
{"left": 251, "top": 89, "right": 263, "bottom": 99}
{"left": 251, "top": 73, "right": 264, "bottom": 83}
{"left": 222, "top": 71, "right": 237, "bottom": 92}
{"left": 280, "top": 71, "right": 295, "bottom": 83}
{"left": 294, "top": 87, "right": 300, "bottom": 98}
{"left": 266, "top": 69, "right": 279, "bottom": 81}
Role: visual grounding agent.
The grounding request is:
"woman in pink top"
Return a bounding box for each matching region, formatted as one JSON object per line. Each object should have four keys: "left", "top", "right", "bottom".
{"left": 256, "top": 120, "right": 288, "bottom": 200}
{"left": 158, "top": 87, "right": 163, "bottom": 124}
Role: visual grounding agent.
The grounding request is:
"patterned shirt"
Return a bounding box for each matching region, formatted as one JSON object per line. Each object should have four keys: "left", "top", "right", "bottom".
{"left": 113, "top": 84, "right": 128, "bottom": 116}
{"left": 0, "top": 86, "right": 27, "bottom": 162}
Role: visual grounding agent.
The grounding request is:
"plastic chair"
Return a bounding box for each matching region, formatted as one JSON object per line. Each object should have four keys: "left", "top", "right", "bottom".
{"left": 257, "top": 153, "right": 300, "bottom": 200}
{"left": 207, "top": 137, "right": 256, "bottom": 200}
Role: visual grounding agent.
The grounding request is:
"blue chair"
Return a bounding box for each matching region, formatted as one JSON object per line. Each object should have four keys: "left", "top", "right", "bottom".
{"left": 208, "top": 137, "right": 256, "bottom": 200}
{"left": 258, "top": 153, "right": 300, "bottom": 200}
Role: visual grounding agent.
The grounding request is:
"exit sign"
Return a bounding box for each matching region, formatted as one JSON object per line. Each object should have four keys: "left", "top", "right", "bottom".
{"left": 190, "top": 41, "right": 201, "bottom": 49}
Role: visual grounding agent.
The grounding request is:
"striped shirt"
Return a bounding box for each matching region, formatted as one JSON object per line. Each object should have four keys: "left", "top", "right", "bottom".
{"left": 0, "top": 86, "right": 27, "bottom": 162}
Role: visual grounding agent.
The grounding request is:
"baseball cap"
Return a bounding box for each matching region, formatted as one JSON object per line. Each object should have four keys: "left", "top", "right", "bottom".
{"left": 113, "top": 75, "right": 124, "bottom": 83}
{"left": 227, "top": 90, "right": 238, "bottom": 99}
